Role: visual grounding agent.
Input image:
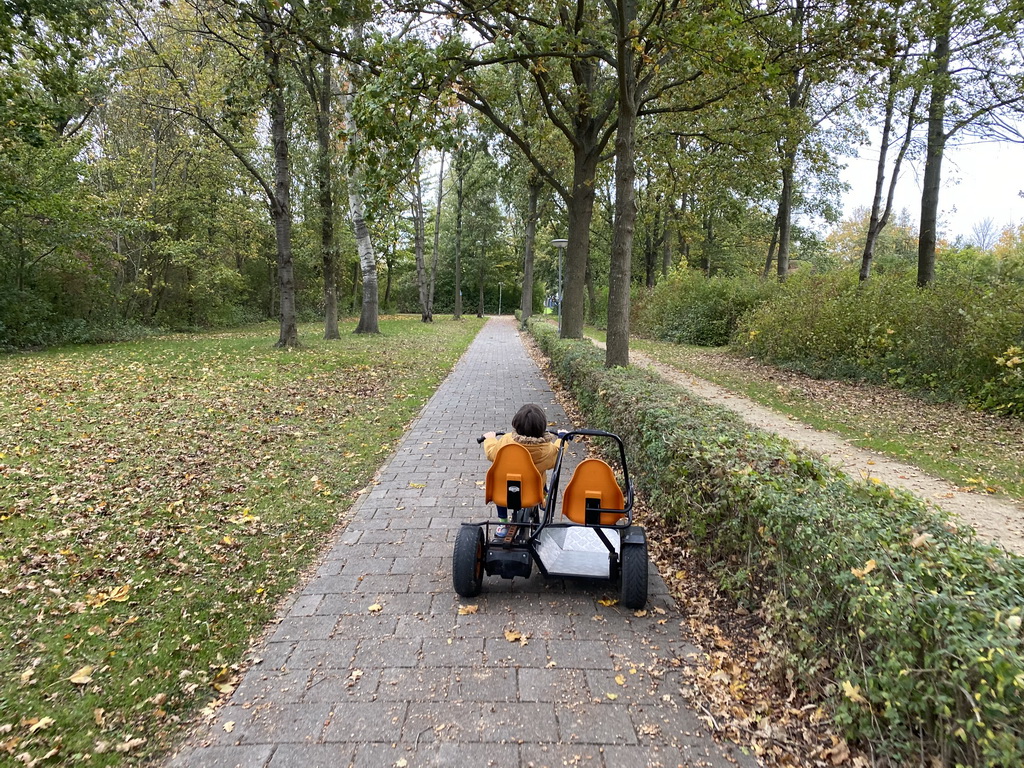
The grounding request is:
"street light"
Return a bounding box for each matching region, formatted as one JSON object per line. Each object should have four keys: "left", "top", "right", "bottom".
{"left": 498, "top": 282, "right": 503, "bottom": 316}
{"left": 551, "top": 238, "right": 568, "bottom": 334}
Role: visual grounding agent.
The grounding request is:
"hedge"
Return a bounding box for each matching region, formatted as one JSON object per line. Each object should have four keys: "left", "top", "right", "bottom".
{"left": 530, "top": 320, "right": 1024, "bottom": 767}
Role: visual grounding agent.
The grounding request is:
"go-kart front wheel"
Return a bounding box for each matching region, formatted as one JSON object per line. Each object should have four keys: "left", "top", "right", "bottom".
{"left": 619, "top": 540, "right": 648, "bottom": 609}
{"left": 453, "top": 525, "right": 485, "bottom": 597}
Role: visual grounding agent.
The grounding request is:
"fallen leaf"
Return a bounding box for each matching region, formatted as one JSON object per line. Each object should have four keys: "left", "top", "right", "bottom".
{"left": 598, "top": 597, "right": 618, "bottom": 607}
{"left": 223, "top": 721, "right": 235, "bottom": 733}
{"left": 851, "top": 559, "right": 877, "bottom": 579}
{"left": 457, "top": 605, "right": 479, "bottom": 615}
{"left": 910, "top": 532, "right": 933, "bottom": 549}
{"left": 605, "top": 692, "right": 618, "bottom": 700}
{"left": 615, "top": 675, "right": 626, "bottom": 686}
{"left": 108, "top": 584, "right": 131, "bottom": 602}
{"left": 842, "top": 680, "right": 868, "bottom": 705}
{"left": 28, "top": 717, "right": 54, "bottom": 734}
{"left": 114, "top": 738, "right": 145, "bottom": 753}
{"left": 368, "top": 603, "right": 383, "bottom": 613}
{"left": 504, "top": 629, "right": 522, "bottom": 643}
{"left": 69, "top": 666, "right": 94, "bottom": 686}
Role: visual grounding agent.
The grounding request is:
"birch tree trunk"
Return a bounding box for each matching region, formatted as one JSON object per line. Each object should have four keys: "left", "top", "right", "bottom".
{"left": 340, "top": 59, "right": 379, "bottom": 334}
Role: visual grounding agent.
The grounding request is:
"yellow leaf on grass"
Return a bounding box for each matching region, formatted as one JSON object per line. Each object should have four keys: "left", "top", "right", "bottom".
{"left": 458, "top": 605, "right": 479, "bottom": 615}
{"left": 70, "top": 665, "right": 94, "bottom": 685}
{"left": 851, "top": 559, "right": 877, "bottom": 579}
{"left": 108, "top": 584, "right": 131, "bottom": 602}
{"left": 842, "top": 680, "right": 868, "bottom": 705}
{"left": 29, "top": 717, "right": 55, "bottom": 733}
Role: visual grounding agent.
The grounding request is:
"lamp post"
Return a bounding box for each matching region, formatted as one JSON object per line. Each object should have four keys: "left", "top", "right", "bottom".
{"left": 498, "top": 282, "right": 503, "bottom": 316}
{"left": 551, "top": 238, "right": 568, "bottom": 334}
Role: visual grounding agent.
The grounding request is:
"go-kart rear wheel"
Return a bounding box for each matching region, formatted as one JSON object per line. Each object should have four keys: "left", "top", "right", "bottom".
{"left": 619, "top": 540, "right": 648, "bottom": 609}
{"left": 453, "top": 525, "right": 485, "bottom": 597}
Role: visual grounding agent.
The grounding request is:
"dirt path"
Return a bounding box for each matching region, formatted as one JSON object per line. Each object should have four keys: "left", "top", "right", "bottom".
{"left": 627, "top": 349, "right": 1024, "bottom": 556}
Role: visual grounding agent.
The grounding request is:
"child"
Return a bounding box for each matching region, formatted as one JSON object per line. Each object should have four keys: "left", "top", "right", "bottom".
{"left": 482, "top": 403, "right": 560, "bottom": 539}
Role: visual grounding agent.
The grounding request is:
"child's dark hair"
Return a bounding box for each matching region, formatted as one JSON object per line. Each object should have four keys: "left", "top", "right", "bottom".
{"left": 512, "top": 403, "right": 547, "bottom": 438}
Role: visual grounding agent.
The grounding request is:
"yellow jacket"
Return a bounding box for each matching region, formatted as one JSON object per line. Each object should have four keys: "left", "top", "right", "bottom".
{"left": 483, "top": 432, "right": 559, "bottom": 472}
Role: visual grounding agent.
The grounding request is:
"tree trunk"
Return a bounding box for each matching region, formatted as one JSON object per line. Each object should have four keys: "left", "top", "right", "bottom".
{"left": 861, "top": 70, "right": 920, "bottom": 283}
{"left": 776, "top": 156, "right": 796, "bottom": 279}
{"left": 520, "top": 176, "right": 541, "bottom": 328}
{"left": 411, "top": 153, "right": 431, "bottom": 322}
{"left": 340, "top": 58, "right": 379, "bottom": 334}
{"left": 702, "top": 213, "right": 713, "bottom": 276}
{"left": 918, "top": 13, "right": 951, "bottom": 288}
{"left": 315, "top": 52, "right": 340, "bottom": 339}
{"left": 762, "top": 210, "right": 781, "bottom": 278}
{"left": 605, "top": 0, "right": 637, "bottom": 368}
{"left": 662, "top": 202, "right": 674, "bottom": 279}
{"left": 585, "top": 255, "right": 598, "bottom": 325}
{"left": 265, "top": 29, "right": 298, "bottom": 348}
{"left": 562, "top": 145, "right": 601, "bottom": 339}
{"left": 428, "top": 152, "right": 446, "bottom": 320}
{"left": 477, "top": 257, "right": 485, "bottom": 318}
{"left": 453, "top": 152, "right": 465, "bottom": 320}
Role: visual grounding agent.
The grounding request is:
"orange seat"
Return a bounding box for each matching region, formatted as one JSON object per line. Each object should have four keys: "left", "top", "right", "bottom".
{"left": 485, "top": 442, "right": 545, "bottom": 509}
{"left": 562, "top": 458, "right": 625, "bottom": 525}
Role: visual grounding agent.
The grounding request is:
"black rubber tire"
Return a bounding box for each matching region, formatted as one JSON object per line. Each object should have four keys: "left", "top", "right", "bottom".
{"left": 453, "top": 525, "right": 485, "bottom": 597}
{"left": 619, "top": 541, "right": 648, "bottom": 609}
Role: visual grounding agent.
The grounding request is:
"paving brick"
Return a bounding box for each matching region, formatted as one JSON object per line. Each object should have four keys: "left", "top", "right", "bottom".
{"left": 557, "top": 701, "right": 638, "bottom": 745}
{"left": 267, "top": 743, "right": 356, "bottom": 768}
{"left": 321, "top": 701, "right": 408, "bottom": 743}
{"left": 161, "top": 318, "right": 761, "bottom": 768}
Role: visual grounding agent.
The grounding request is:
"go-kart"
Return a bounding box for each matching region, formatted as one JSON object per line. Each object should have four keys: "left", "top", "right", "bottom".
{"left": 452, "top": 428, "right": 648, "bottom": 609}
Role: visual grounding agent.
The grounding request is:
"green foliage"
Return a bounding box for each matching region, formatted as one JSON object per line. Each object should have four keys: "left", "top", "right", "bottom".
{"left": 737, "top": 270, "right": 1024, "bottom": 416}
{"left": 530, "top": 319, "right": 1024, "bottom": 766}
{"left": 632, "top": 269, "right": 778, "bottom": 347}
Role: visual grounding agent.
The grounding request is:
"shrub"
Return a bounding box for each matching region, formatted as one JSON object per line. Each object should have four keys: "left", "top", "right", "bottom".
{"left": 530, "top": 320, "right": 1024, "bottom": 766}
{"left": 633, "top": 270, "right": 777, "bottom": 347}
{"left": 736, "top": 271, "right": 1024, "bottom": 416}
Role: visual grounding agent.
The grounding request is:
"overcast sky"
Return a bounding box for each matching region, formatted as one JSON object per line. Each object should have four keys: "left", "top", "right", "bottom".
{"left": 839, "top": 138, "right": 1024, "bottom": 243}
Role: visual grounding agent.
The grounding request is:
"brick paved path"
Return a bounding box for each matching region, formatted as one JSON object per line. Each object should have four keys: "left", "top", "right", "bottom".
{"left": 166, "top": 316, "right": 757, "bottom": 768}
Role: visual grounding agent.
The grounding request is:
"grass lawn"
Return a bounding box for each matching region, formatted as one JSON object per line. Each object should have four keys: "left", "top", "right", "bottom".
{"left": 0, "top": 316, "right": 484, "bottom": 766}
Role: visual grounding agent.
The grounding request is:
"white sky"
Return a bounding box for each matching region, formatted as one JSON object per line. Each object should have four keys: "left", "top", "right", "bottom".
{"left": 839, "top": 138, "right": 1024, "bottom": 242}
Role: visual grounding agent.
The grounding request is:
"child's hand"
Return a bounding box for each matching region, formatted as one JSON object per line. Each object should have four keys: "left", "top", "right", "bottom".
{"left": 483, "top": 431, "right": 497, "bottom": 440}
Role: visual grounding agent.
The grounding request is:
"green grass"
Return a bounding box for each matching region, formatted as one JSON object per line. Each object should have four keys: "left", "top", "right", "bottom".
{"left": 0, "top": 316, "right": 484, "bottom": 765}
{"left": 632, "top": 336, "right": 1024, "bottom": 503}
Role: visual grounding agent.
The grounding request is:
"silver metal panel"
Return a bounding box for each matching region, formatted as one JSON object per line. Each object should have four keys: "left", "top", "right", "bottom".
{"left": 534, "top": 526, "right": 621, "bottom": 578}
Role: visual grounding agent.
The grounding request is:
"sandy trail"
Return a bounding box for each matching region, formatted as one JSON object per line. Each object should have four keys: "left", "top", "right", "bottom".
{"left": 603, "top": 342, "right": 1024, "bottom": 556}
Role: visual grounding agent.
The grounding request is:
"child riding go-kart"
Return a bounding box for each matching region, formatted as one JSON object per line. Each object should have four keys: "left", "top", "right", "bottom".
{"left": 452, "top": 427, "right": 648, "bottom": 609}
